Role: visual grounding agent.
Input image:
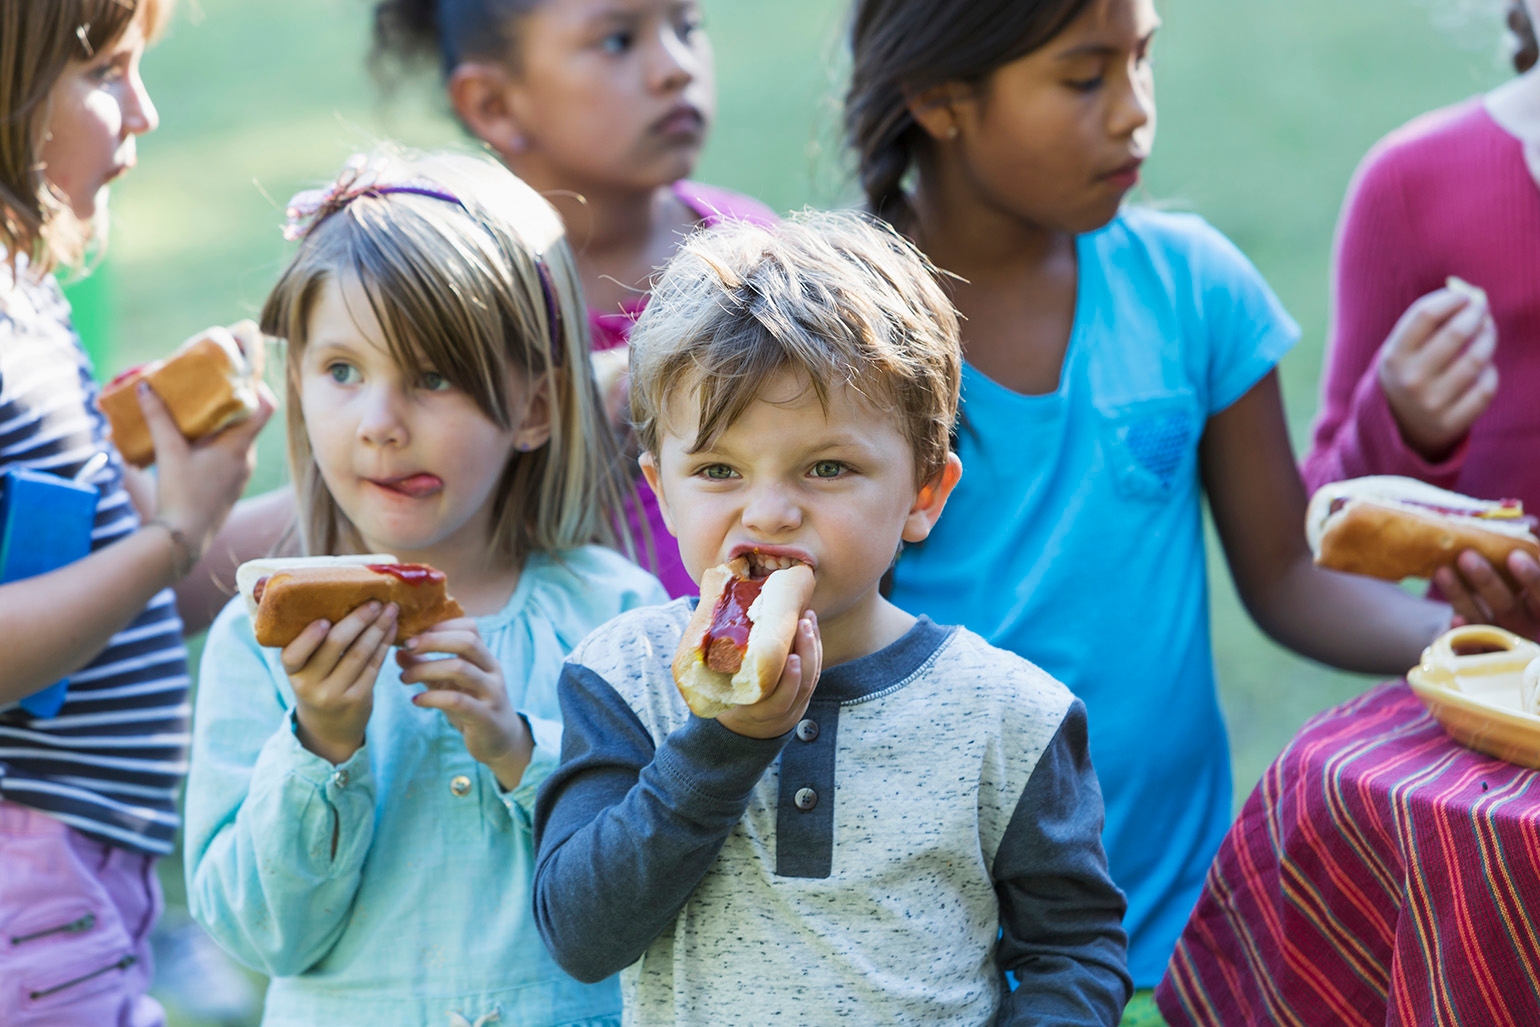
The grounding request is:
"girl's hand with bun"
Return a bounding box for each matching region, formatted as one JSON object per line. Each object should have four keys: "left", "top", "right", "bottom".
{"left": 283, "top": 602, "right": 400, "bottom": 764}
{"left": 135, "top": 373, "right": 275, "bottom": 572}
{"left": 1377, "top": 285, "right": 1498, "bottom": 461}
{"left": 397, "top": 619, "right": 534, "bottom": 789}
{"left": 1435, "top": 549, "right": 1540, "bottom": 641}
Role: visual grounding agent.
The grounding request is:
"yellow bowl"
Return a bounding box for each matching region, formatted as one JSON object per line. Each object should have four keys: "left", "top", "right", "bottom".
{"left": 1407, "top": 626, "right": 1540, "bottom": 769}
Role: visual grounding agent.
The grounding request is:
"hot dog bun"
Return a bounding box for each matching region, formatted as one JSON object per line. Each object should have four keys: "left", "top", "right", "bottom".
{"left": 671, "top": 558, "right": 815, "bottom": 719}
{"left": 236, "top": 555, "right": 464, "bottom": 648}
{"left": 98, "top": 327, "right": 263, "bottom": 468}
{"left": 1307, "top": 476, "right": 1540, "bottom": 583}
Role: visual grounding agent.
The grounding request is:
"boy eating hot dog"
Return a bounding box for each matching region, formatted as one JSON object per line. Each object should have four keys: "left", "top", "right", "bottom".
{"left": 532, "top": 212, "right": 1132, "bottom": 1026}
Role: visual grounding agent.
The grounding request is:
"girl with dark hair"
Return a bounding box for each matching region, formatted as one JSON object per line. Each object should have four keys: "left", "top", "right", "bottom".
{"left": 370, "top": 0, "right": 776, "bottom": 598}
{"left": 1301, "top": 0, "right": 1540, "bottom": 633}
{"left": 845, "top": 0, "right": 1506, "bottom": 1017}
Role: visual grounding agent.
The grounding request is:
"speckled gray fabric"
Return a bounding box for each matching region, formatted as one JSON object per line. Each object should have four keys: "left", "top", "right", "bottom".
{"left": 534, "top": 601, "right": 1130, "bottom": 1026}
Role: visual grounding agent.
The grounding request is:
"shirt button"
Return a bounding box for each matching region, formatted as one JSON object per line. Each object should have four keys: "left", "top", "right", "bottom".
{"left": 450, "top": 775, "right": 472, "bottom": 797}
{"left": 331, "top": 769, "right": 349, "bottom": 789}
{"left": 794, "top": 787, "right": 818, "bottom": 811}
{"left": 795, "top": 719, "right": 819, "bottom": 743}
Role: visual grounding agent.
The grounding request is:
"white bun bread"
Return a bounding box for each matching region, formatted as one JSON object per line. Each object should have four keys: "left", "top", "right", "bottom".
{"left": 1307, "top": 476, "right": 1539, "bottom": 583}
{"left": 671, "top": 558, "right": 816, "bottom": 719}
{"left": 235, "top": 555, "right": 464, "bottom": 648}
{"left": 236, "top": 555, "right": 397, "bottom": 621}
{"left": 98, "top": 328, "right": 263, "bottom": 468}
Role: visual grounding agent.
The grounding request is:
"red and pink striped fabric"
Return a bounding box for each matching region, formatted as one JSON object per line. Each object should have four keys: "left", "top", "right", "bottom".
{"left": 1157, "top": 681, "right": 1540, "bottom": 1027}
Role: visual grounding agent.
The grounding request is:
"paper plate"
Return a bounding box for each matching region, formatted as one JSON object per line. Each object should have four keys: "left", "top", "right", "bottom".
{"left": 1407, "top": 626, "right": 1540, "bottom": 770}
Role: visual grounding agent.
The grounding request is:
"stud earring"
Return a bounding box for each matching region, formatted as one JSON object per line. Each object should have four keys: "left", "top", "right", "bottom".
{"left": 946, "top": 125, "right": 960, "bottom": 140}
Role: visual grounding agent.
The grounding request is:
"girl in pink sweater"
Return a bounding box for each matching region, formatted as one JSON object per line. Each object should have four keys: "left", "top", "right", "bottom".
{"left": 1302, "top": 0, "right": 1540, "bottom": 634}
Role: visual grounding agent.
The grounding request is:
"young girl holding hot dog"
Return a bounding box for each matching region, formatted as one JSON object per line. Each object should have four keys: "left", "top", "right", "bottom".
{"left": 0, "top": 3, "right": 275, "bottom": 1023}
{"left": 370, "top": 0, "right": 775, "bottom": 598}
{"left": 1302, "top": 0, "right": 1540, "bottom": 634}
{"left": 844, "top": 0, "right": 1476, "bottom": 1015}
{"left": 182, "top": 150, "right": 665, "bottom": 1026}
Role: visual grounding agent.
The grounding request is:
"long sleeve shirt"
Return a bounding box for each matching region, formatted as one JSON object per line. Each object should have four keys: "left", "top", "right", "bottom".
{"left": 183, "top": 546, "right": 665, "bottom": 1027}
{"left": 1302, "top": 99, "right": 1540, "bottom": 508}
{"left": 533, "top": 605, "right": 1131, "bottom": 1027}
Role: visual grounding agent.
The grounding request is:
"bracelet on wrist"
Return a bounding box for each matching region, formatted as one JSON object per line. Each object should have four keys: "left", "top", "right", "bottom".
{"left": 147, "top": 519, "right": 198, "bottom": 581}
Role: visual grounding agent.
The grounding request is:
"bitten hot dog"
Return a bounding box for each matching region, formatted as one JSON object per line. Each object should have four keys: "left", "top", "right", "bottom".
{"left": 671, "top": 556, "right": 816, "bottom": 719}
{"left": 97, "top": 327, "right": 264, "bottom": 468}
{"left": 235, "top": 555, "right": 464, "bottom": 648}
{"left": 1307, "top": 476, "right": 1540, "bottom": 583}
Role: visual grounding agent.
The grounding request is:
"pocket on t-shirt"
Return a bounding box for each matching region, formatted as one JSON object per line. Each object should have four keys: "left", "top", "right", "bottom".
{"left": 1097, "top": 392, "right": 1202, "bottom": 502}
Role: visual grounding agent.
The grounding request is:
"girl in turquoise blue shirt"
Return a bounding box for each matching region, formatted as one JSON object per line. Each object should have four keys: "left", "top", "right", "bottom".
{"left": 844, "top": 0, "right": 1474, "bottom": 1011}
{"left": 183, "top": 150, "right": 665, "bottom": 1026}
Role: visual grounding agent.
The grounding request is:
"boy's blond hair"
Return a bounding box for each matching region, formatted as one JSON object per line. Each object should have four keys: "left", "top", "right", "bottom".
{"left": 261, "top": 149, "right": 630, "bottom": 565}
{"left": 629, "top": 210, "right": 961, "bottom": 486}
{"left": 0, "top": 0, "right": 173, "bottom": 275}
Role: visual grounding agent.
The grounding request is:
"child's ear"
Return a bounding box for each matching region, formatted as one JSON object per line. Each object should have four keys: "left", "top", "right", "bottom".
{"left": 447, "top": 62, "right": 529, "bottom": 158}
{"left": 906, "top": 82, "right": 971, "bottom": 143}
{"left": 901, "top": 452, "right": 962, "bottom": 544}
{"left": 512, "top": 372, "right": 553, "bottom": 452}
{"left": 637, "top": 451, "right": 678, "bottom": 536}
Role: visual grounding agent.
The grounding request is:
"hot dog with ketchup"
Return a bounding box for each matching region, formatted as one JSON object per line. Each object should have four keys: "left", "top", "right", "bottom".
{"left": 1307, "top": 475, "right": 1540, "bottom": 584}
{"left": 235, "top": 555, "right": 464, "bottom": 648}
{"left": 671, "top": 555, "right": 816, "bottom": 719}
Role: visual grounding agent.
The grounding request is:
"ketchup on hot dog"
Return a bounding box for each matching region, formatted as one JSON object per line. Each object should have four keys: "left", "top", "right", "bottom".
{"left": 703, "top": 576, "right": 765, "bottom": 674}
{"left": 367, "top": 563, "right": 444, "bottom": 586}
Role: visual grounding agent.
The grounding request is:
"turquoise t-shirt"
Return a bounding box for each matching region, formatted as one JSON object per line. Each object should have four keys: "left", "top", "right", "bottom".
{"left": 889, "top": 208, "right": 1299, "bottom": 987}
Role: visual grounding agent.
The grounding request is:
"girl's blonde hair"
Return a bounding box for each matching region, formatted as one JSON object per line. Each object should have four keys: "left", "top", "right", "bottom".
{"left": 0, "top": 0, "right": 172, "bottom": 276}
{"left": 260, "top": 149, "right": 629, "bottom": 565}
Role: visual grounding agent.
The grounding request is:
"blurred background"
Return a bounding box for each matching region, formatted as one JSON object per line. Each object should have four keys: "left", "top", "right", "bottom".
{"left": 81, "top": 0, "right": 1511, "bottom": 1021}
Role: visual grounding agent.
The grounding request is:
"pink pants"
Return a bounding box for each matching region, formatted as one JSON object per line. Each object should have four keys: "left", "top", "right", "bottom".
{"left": 0, "top": 799, "right": 163, "bottom": 1026}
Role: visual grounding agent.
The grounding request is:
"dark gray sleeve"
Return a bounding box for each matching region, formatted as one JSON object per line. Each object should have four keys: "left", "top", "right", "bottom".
{"left": 532, "top": 663, "right": 789, "bottom": 983}
{"left": 994, "top": 700, "right": 1133, "bottom": 1026}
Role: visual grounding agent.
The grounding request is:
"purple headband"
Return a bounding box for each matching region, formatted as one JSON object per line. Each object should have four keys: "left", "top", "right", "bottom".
{"left": 284, "top": 157, "right": 565, "bottom": 366}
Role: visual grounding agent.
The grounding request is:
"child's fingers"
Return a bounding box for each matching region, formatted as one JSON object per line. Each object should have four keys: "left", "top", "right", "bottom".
{"left": 400, "top": 658, "right": 498, "bottom": 701}
{"left": 332, "top": 605, "right": 399, "bottom": 688}
{"left": 1439, "top": 365, "right": 1499, "bottom": 435}
{"left": 1386, "top": 290, "right": 1467, "bottom": 358}
{"left": 411, "top": 687, "right": 486, "bottom": 723}
{"left": 306, "top": 602, "right": 394, "bottom": 682}
{"left": 279, "top": 618, "right": 333, "bottom": 675}
{"left": 1433, "top": 566, "right": 1491, "bottom": 627}
{"left": 1509, "top": 552, "right": 1540, "bottom": 625}
{"left": 399, "top": 628, "right": 497, "bottom": 674}
{"left": 1454, "top": 551, "right": 1522, "bottom": 619}
{"left": 134, "top": 382, "right": 190, "bottom": 463}
{"left": 1407, "top": 297, "right": 1488, "bottom": 378}
{"left": 1427, "top": 317, "right": 1497, "bottom": 404}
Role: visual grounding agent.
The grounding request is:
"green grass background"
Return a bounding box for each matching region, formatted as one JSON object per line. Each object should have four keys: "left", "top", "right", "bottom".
{"left": 85, "top": 0, "right": 1510, "bottom": 1020}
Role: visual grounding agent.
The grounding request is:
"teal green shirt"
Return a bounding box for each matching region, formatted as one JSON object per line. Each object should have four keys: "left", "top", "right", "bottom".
{"left": 184, "top": 547, "right": 666, "bottom": 1026}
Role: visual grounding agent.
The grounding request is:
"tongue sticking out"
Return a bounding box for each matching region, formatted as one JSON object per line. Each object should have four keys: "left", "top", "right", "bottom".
{"left": 381, "top": 474, "right": 443, "bottom": 498}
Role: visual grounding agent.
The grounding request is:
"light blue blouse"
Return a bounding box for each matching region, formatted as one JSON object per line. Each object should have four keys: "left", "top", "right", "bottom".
{"left": 184, "top": 546, "right": 667, "bottom": 1027}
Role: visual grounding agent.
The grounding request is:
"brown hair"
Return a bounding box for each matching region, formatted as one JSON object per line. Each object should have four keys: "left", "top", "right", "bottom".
{"left": 0, "top": 0, "right": 170, "bottom": 275}
{"left": 261, "top": 149, "right": 630, "bottom": 565}
{"left": 844, "top": 0, "right": 1096, "bottom": 228}
{"left": 628, "top": 210, "right": 961, "bottom": 487}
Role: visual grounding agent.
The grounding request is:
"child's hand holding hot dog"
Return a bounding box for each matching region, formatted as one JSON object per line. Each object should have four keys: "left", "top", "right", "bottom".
{"left": 399, "top": 619, "right": 534, "bottom": 788}
{"left": 715, "top": 612, "right": 821, "bottom": 741}
{"left": 1436, "top": 550, "right": 1540, "bottom": 639}
{"left": 281, "top": 602, "right": 400, "bottom": 765}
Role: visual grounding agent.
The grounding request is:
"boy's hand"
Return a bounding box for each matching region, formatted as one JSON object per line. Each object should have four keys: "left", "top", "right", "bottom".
{"left": 283, "top": 602, "right": 398, "bottom": 765}
{"left": 1434, "top": 550, "right": 1540, "bottom": 641}
{"left": 398, "top": 619, "right": 534, "bottom": 790}
{"left": 718, "top": 611, "right": 821, "bottom": 740}
{"left": 1377, "top": 286, "right": 1497, "bottom": 461}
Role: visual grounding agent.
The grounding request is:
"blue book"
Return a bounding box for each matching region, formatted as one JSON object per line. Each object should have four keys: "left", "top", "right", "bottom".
{"left": 0, "top": 468, "right": 100, "bottom": 718}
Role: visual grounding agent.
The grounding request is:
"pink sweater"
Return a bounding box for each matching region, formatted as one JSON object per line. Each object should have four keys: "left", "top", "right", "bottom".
{"left": 1301, "top": 100, "right": 1540, "bottom": 513}
{"left": 591, "top": 181, "right": 776, "bottom": 597}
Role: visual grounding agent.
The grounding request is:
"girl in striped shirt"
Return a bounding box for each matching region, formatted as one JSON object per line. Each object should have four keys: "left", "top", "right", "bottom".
{"left": 0, "top": 2, "right": 271, "bottom": 1023}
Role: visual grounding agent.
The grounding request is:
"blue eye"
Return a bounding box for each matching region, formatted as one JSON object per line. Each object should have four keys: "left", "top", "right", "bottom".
{"left": 420, "top": 371, "right": 451, "bottom": 392}
{"left": 601, "top": 30, "right": 634, "bottom": 55}
{"left": 810, "top": 460, "right": 845, "bottom": 479}
{"left": 327, "top": 362, "right": 360, "bottom": 385}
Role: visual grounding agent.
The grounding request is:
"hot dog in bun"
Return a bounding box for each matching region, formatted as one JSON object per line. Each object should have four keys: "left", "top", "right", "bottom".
{"left": 236, "top": 555, "right": 464, "bottom": 648}
{"left": 1307, "top": 476, "right": 1540, "bottom": 583}
{"left": 98, "top": 327, "right": 264, "bottom": 468}
{"left": 671, "top": 555, "right": 816, "bottom": 719}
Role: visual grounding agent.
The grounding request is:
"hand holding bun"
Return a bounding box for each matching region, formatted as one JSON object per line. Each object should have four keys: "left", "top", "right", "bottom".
{"left": 671, "top": 557, "right": 816, "bottom": 719}
{"left": 1307, "top": 476, "right": 1540, "bottom": 584}
{"left": 236, "top": 555, "right": 464, "bottom": 648}
{"left": 99, "top": 324, "right": 265, "bottom": 467}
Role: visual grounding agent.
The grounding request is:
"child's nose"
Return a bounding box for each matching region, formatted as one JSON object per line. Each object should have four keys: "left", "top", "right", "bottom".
{"left": 357, "top": 386, "right": 409, "bottom": 447}
{"left": 125, "top": 71, "right": 158, "bottom": 136}
{"left": 740, "top": 483, "right": 802, "bottom": 537}
{"left": 649, "top": 25, "right": 699, "bottom": 92}
{"left": 1110, "top": 65, "right": 1155, "bottom": 141}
